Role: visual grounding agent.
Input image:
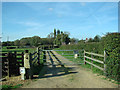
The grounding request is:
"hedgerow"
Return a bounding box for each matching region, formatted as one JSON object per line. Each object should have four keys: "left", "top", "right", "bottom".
{"left": 59, "top": 32, "right": 120, "bottom": 82}
{"left": 102, "top": 33, "right": 120, "bottom": 81}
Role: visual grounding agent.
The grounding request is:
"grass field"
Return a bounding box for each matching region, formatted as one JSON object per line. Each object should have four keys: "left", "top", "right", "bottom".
{"left": 2, "top": 46, "right": 36, "bottom": 53}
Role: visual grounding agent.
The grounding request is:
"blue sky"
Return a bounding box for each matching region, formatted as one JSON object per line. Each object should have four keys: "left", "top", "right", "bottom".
{"left": 2, "top": 2, "right": 118, "bottom": 41}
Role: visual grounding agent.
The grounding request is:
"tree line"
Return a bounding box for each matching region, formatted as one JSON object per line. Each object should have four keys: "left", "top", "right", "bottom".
{"left": 2, "top": 36, "right": 54, "bottom": 47}
{"left": 2, "top": 28, "right": 102, "bottom": 47}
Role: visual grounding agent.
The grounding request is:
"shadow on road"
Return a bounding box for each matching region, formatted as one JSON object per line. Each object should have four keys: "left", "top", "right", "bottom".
{"left": 32, "top": 51, "right": 78, "bottom": 79}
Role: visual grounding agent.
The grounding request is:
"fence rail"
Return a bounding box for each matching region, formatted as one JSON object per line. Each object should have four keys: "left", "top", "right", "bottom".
{"left": 84, "top": 50, "right": 106, "bottom": 72}
{"left": 84, "top": 56, "right": 104, "bottom": 64}
{"left": 85, "top": 51, "right": 104, "bottom": 57}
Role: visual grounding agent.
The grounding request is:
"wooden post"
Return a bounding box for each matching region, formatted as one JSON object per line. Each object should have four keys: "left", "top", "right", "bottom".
{"left": 91, "top": 52, "right": 93, "bottom": 69}
{"left": 29, "top": 52, "right": 32, "bottom": 68}
{"left": 29, "top": 53, "right": 33, "bottom": 79}
{"left": 37, "top": 47, "right": 40, "bottom": 65}
{"left": 104, "top": 50, "right": 106, "bottom": 74}
{"left": 7, "top": 52, "right": 12, "bottom": 77}
{"left": 14, "top": 51, "right": 19, "bottom": 75}
{"left": 21, "top": 52, "right": 24, "bottom": 67}
{"left": 7, "top": 52, "right": 10, "bottom": 78}
{"left": 84, "top": 50, "right": 86, "bottom": 64}
{"left": 24, "top": 50, "right": 32, "bottom": 79}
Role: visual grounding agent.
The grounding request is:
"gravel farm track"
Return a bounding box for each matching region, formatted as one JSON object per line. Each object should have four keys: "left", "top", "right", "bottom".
{"left": 21, "top": 51, "right": 118, "bottom": 88}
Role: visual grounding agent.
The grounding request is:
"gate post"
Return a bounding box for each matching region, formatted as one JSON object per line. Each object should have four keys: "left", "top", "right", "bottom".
{"left": 104, "top": 50, "right": 106, "bottom": 74}
{"left": 84, "top": 50, "right": 86, "bottom": 65}
{"left": 29, "top": 52, "right": 33, "bottom": 79}
{"left": 23, "top": 50, "right": 33, "bottom": 79}
{"left": 37, "top": 47, "right": 40, "bottom": 65}
{"left": 91, "top": 52, "right": 93, "bottom": 69}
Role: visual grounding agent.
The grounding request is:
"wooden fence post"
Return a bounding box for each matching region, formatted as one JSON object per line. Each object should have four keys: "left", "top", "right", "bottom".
{"left": 7, "top": 52, "right": 13, "bottom": 77}
{"left": 29, "top": 52, "right": 33, "bottom": 79}
{"left": 39, "top": 48, "right": 42, "bottom": 64}
{"left": 7, "top": 52, "right": 10, "bottom": 78}
{"left": 14, "top": 51, "right": 19, "bottom": 75}
{"left": 84, "top": 50, "right": 86, "bottom": 65}
{"left": 37, "top": 47, "right": 40, "bottom": 65}
{"left": 104, "top": 50, "right": 106, "bottom": 74}
{"left": 24, "top": 50, "right": 32, "bottom": 79}
{"left": 29, "top": 52, "right": 32, "bottom": 68}
{"left": 91, "top": 52, "right": 93, "bottom": 69}
{"left": 21, "top": 52, "right": 24, "bottom": 67}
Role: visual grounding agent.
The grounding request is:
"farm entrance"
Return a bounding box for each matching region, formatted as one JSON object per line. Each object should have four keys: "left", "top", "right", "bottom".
{"left": 42, "top": 49, "right": 84, "bottom": 65}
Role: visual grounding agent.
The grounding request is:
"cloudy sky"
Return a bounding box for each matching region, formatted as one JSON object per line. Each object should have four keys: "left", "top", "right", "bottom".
{"left": 2, "top": 2, "right": 118, "bottom": 41}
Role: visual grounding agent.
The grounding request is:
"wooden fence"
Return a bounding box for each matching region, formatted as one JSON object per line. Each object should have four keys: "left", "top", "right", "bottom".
{"left": 1, "top": 47, "right": 44, "bottom": 79}
{"left": 1, "top": 51, "right": 24, "bottom": 78}
{"left": 30, "top": 51, "right": 40, "bottom": 66}
{"left": 24, "top": 47, "right": 43, "bottom": 68}
{"left": 84, "top": 50, "right": 106, "bottom": 72}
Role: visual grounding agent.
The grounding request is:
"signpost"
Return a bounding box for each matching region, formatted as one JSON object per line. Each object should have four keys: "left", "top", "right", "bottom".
{"left": 74, "top": 50, "right": 79, "bottom": 59}
{"left": 20, "top": 67, "right": 25, "bottom": 80}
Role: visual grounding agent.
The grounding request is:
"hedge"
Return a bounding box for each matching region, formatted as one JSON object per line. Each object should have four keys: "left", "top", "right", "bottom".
{"left": 59, "top": 32, "right": 120, "bottom": 82}
{"left": 102, "top": 33, "right": 120, "bottom": 81}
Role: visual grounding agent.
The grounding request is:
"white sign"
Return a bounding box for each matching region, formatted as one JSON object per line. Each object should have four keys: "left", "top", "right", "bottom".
{"left": 20, "top": 67, "right": 25, "bottom": 74}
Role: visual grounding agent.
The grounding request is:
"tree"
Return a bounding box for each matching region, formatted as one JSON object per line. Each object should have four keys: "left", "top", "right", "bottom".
{"left": 14, "top": 40, "right": 20, "bottom": 46}
{"left": 94, "top": 35, "right": 101, "bottom": 42}
{"left": 20, "top": 38, "right": 29, "bottom": 46}
{"left": 88, "top": 38, "right": 93, "bottom": 42}
{"left": 56, "top": 34, "right": 61, "bottom": 46}
{"left": 57, "top": 30, "right": 60, "bottom": 35}
{"left": 64, "top": 34, "right": 70, "bottom": 44}
{"left": 54, "top": 28, "right": 56, "bottom": 39}
{"left": 47, "top": 33, "right": 54, "bottom": 39}
{"left": 19, "top": 36, "right": 41, "bottom": 47}
{"left": 70, "top": 38, "right": 79, "bottom": 44}
{"left": 61, "top": 31, "right": 64, "bottom": 43}
{"left": 31, "top": 36, "right": 41, "bottom": 47}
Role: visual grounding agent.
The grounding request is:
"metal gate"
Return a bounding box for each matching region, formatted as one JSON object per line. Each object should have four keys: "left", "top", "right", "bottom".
{"left": 42, "top": 49, "right": 84, "bottom": 65}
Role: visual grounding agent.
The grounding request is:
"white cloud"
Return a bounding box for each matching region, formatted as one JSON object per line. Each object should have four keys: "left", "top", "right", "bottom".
{"left": 48, "top": 8, "right": 53, "bottom": 11}
{"left": 80, "top": 2, "right": 86, "bottom": 6}
{"left": 17, "top": 21, "right": 46, "bottom": 32}
{"left": 26, "top": 27, "right": 39, "bottom": 31}
{"left": 17, "top": 21, "right": 41, "bottom": 27}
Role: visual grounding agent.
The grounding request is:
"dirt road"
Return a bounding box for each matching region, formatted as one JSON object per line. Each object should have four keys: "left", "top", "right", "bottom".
{"left": 22, "top": 51, "right": 118, "bottom": 88}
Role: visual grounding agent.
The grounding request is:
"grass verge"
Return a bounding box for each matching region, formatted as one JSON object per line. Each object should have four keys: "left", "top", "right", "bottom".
{"left": 2, "top": 84, "right": 23, "bottom": 89}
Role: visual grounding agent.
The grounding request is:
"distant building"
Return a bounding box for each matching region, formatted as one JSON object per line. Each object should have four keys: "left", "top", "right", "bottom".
{"left": 85, "top": 38, "right": 89, "bottom": 43}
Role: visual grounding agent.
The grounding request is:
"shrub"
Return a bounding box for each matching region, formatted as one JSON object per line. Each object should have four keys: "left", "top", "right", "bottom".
{"left": 59, "top": 32, "right": 120, "bottom": 82}
{"left": 102, "top": 33, "right": 120, "bottom": 81}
